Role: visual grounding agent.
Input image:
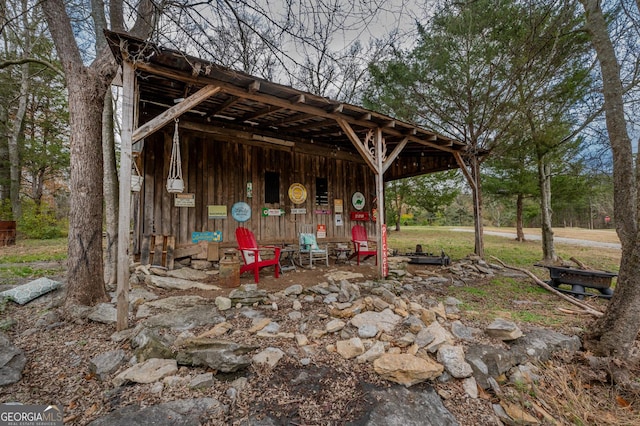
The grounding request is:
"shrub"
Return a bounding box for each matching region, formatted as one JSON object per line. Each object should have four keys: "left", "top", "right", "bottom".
{"left": 17, "top": 201, "right": 66, "bottom": 239}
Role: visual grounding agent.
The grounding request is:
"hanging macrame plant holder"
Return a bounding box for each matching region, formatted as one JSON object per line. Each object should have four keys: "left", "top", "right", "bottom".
{"left": 131, "top": 159, "right": 143, "bottom": 192}
{"left": 166, "top": 118, "right": 184, "bottom": 193}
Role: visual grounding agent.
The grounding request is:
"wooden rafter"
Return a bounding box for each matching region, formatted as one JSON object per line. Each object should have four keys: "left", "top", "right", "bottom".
{"left": 132, "top": 84, "right": 221, "bottom": 142}
{"left": 241, "top": 105, "right": 284, "bottom": 122}
{"left": 382, "top": 137, "right": 408, "bottom": 174}
{"left": 209, "top": 95, "right": 240, "bottom": 116}
{"left": 336, "top": 118, "right": 377, "bottom": 173}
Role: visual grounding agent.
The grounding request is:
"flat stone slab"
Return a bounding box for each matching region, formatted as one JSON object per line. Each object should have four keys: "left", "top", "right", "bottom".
{"left": 350, "top": 309, "right": 402, "bottom": 333}
{"left": 324, "top": 271, "right": 364, "bottom": 281}
{"left": 145, "top": 275, "right": 220, "bottom": 291}
{"left": 166, "top": 268, "right": 209, "bottom": 281}
{"left": 113, "top": 358, "right": 178, "bottom": 387}
{"left": 0, "top": 332, "right": 26, "bottom": 386}
{"left": 88, "top": 398, "right": 227, "bottom": 426}
{"left": 363, "top": 385, "right": 459, "bottom": 425}
{"left": 137, "top": 296, "right": 209, "bottom": 318}
{"left": 143, "top": 305, "right": 224, "bottom": 330}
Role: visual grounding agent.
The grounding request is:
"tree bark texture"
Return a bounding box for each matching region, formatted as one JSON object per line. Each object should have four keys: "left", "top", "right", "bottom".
{"left": 8, "top": 61, "right": 29, "bottom": 219}
{"left": 537, "top": 154, "right": 556, "bottom": 261}
{"left": 103, "top": 90, "right": 119, "bottom": 286}
{"left": 43, "top": 0, "right": 110, "bottom": 306}
{"left": 516, "top": 193, "right": 525, "bottom": 241}
{"left": 0, "top": 105, "right": 9, "bottom": 201}
{"left": 580, "top": 0, "right": 640, "bottom": 357}
{"left": 470, "top": 155, "right": 485, "bottom": 258}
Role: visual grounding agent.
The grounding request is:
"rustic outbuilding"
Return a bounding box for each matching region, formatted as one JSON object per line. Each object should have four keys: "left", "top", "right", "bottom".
{"left": 106, "top": 30, "right": 470, "bottom": 325}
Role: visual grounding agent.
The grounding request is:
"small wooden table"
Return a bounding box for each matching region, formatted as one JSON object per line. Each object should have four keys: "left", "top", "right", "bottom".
{"left": 279, "top": 246, "right": 297, "bottom": 272}
{"left": 334, "top": 247, "right": 351, "bottom": 264}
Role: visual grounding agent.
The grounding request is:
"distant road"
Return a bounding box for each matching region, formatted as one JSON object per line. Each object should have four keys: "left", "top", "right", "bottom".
{"left": 450, "top": 228, "right": 621, "bottom": 250}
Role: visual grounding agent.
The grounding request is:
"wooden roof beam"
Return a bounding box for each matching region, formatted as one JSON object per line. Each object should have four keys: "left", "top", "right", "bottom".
{"left": 132, "top": 62, "right": 460, "bottom": 153}
{"left": 209, "top": 95, "right": 240, "bottom": 116}
{"left": 241, "top": 105, "right": 284, "bottom": 122}
{"left": 277, "top": 112, "right": 314, "bottom": 125}
{"left": 132, "top": 84, "right": 221, "bottom": 142}
{"left": 382, "top": 137, "right": 408, "bottom": 173}
{"left": 285, "top": 118, "right": 334, "bottom": 132}
{"left": 336, "top": 118, "right": 377, "bottom": 173}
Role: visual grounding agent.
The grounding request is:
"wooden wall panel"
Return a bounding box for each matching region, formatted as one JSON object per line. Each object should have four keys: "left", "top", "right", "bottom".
{"left": 138, "top": 131, "right": 378, "bottom": 248}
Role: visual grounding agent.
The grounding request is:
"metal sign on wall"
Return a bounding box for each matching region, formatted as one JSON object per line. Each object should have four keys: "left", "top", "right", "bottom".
{"left": 208, "top": 205, "right": 228, "bottom": 219}
{"left": 174, "top": 193, "right": 195, "bottom": 207}
{"left": 262, "top": 208, "right": 285, "bottom": 217}
{"left": 350, "top": 211, "right": 370, "bottom": 221}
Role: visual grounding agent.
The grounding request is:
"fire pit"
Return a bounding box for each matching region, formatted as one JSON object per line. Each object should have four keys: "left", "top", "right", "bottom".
{"left": 405, "top": 246, "right": 450, "bottom": 266}
{"left": 535, "top": 264, "right": 616, "bottom": 300}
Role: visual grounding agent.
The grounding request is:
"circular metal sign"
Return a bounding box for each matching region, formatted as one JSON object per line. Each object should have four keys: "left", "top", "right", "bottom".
{"left": 288, "top": 183, "right": 307, "bottom": 204}
{"left": 231, "top": 202, "right": 252, "bottom": 222}
{"left": 352, "top": 192, "right": 365, "bottom": 210}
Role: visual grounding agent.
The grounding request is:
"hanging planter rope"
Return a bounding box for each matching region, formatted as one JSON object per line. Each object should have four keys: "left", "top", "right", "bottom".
{"left": 131, "top": 158, "right": 143, "bottom": 192}
{"left": 166, "top": 118, "right": 184, "bottom": 193}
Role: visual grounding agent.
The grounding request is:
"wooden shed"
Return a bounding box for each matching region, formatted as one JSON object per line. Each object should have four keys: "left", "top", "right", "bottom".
{"left": 106, "top": 30, "right": 470, "bottom": 285}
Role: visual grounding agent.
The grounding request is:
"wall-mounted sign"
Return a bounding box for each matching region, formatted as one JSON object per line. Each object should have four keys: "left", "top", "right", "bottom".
{"left": 335, "top": 214, "right": 343, "bottom": 227}
{"left": 174, "top": 193, "right": 195, "bottom": 207}
{"left": 352, "top": 192, "right": 365, "bottom": 210}
{"left": 291, "top": 208, "right": 307, "bottom": 215}
{"left": 317, "top": 224, "right": 327, "bottom": 238}
{"left": 192, "top": 231, "right": 223, "bottom": 243}
{"left": 262, "top": 208, "right": 285, "bottom": 217}
{"left": 350, "top": 211, "right": 370, "bottom": 221}
{"left": 246, "top": 182, "right": 253, "bottom": 198}
{"left": 231, "top": 202, "right": 251, "bottom": 222}
{"left": 208, "top": 205, "right": 228, "bottom": 219}
{"left": 314, "top": 209, "right": 332, "bottom": 215}
{"left": 334, "top": 199, "right": 343, "bottom": 213}
{"left": 288, "top": 183, "right": 307, "bottom": 204}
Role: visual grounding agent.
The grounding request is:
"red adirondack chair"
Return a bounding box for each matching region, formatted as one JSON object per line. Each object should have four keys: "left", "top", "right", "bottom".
{"left": 351, "top": 224, "right": 377, "bottom": 265}
{"left": 236, "top": 227, "right": 281, "bottom": 283}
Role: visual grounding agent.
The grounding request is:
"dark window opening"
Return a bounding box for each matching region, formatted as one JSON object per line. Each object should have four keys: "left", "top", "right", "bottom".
{"left": 316, "top": 177, "right": 328, "bottom": 205}
{"left": 265, "top": 171, "right": 280, "bottom": 204}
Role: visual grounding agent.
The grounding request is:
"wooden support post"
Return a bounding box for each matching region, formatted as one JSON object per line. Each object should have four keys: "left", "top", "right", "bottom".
{"left": 374, "top": 128, "right": 387, "bottom": 279}
{"left": 116, "top": 61, "right": 135, "bottom": 331}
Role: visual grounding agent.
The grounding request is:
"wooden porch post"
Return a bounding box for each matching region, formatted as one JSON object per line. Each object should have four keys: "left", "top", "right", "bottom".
{"left": 374, "top": 128, "right": 386, "bottom": 279}
{"left": 116, "top": 60, "right": 135, "bottom": 331}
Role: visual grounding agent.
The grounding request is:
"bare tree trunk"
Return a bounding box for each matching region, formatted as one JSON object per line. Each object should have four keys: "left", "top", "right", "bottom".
{"left": 537, "top": 154, "right": 556, "bottom": 261}
{"left": 580, "top": 0, "right": 640, "bottom": 358}
{"left": 470, "top": 155, "right": 484, "bottom": 258}
{"left": 64, "top": 71, "right": 110, "bottom": 306}
{"left": 103, "top": 89, "right": 119, "bottom": 286}
{"left": 8, "top": 61, "right": 29, "bottom": 219}
{"left": 43, "top": 0, "right": 109, "bottom": 307}
{"left": 515, "top": 193, "right": 525, "bottom": 241}
{"left": 0, "top": 105, "right": 9, "bottom": 202}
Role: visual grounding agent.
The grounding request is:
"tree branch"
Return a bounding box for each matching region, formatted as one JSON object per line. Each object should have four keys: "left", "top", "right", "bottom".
{"left": 0, "top": 57, "right": 64, "bottom": 77}
{"left": 490, "top": 256, "right": 604, "bottom": 318}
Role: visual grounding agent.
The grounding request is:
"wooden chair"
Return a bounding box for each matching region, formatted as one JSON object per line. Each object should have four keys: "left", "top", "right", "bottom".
{"left": 298, "top": 224, "right": 329, "bottom": 267}
{"left": 235, "top": 227, "right": 281, "bottom": 283}
{"left": 351, "top": 224, "right": 377, "bottom": 265}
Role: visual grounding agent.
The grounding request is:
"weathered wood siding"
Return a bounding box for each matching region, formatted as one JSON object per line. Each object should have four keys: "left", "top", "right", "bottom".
{"left": 137, "top": 130, "right": 378, "bottom": 248}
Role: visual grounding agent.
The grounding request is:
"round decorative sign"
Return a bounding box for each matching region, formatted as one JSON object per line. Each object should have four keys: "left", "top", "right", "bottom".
{"left": 352, "top": 192, "right": 365, "bottom": 210}
{"left": 231, "top": 202, "right": 251, "bottom": 222}
{"left": 288, "top": 183, "right": 307, "bottom": 204}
